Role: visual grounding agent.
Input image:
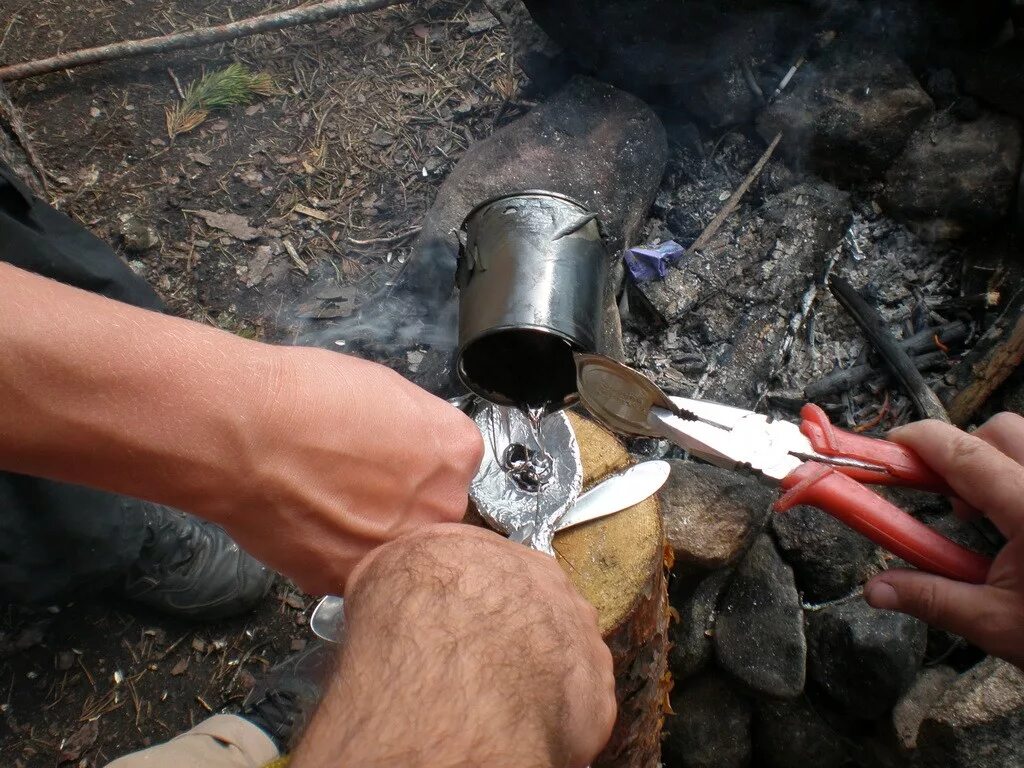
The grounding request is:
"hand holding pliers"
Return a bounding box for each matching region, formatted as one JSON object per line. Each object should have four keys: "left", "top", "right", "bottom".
{"left": 575, "top": 354, "right": 992, "bottom": 584}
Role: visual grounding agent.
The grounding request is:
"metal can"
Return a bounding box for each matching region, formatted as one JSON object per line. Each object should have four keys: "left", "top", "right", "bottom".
{"left": 456, "top": 190, "right": 608, "bottom": 411}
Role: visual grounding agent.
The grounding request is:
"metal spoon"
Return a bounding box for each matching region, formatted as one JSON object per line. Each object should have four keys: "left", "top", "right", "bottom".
{"left": 309, "top": 460, "right": 670, "bottom": 643}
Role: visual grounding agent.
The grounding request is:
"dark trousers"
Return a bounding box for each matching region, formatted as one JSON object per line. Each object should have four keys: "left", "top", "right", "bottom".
{"left": 0, "top": 163, "right": 162, "bottom": 602}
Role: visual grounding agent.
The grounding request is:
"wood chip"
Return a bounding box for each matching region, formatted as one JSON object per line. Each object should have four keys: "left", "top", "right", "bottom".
{"left": 188, "top": 209, "right": 262, "bottom": 241}
{"left": 293, "top": 203, "right": 331, "bottom": 222}
{"left": 366, "top": 129, "right": 396, "bottom": 147}
{"left": 245, "top": 245, "right": 275, "bottom": 288}
{"left": 170, "top": 657, "right": 189, "bottom": 676}
{"left": 465, "top": 10, "right": 500, "bottom": 34}
{"left": 59, "top": 721, "right": 99, "bottom": 763}
{"left": 283, "top": 240, "right": 309, "bottom": 275}
{"left": 284, "top": 593, "right": 306, "bottom": 610}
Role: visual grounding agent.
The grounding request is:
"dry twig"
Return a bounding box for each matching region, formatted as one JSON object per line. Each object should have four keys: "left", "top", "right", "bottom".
{"left": 830, "top": 275, "right": 951, "bottom": 423}
{"left": 0, "top": 0, "right": 408, "bottom": 82}
{"left": 688, "top": 132, "right": 782, "bottom": 254}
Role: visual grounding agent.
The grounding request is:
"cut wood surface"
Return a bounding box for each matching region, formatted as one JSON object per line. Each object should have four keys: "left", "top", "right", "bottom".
{"left": 556, "top": 412, "right": 669, "bottom": 768}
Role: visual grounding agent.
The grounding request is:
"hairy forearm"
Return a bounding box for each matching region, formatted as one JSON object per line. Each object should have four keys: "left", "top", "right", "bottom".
{"left": 0, "top": 263, "right": 275, "bottom": 518}
{"left": 290, "top": 532, "right": 564, "bottom": 768}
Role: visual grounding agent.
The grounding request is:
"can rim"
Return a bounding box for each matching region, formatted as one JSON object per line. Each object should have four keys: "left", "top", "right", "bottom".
{"left": 457, "top": 323, "right": 587, "bottom": 408}
{"left": 459, "top": 189, "right": 593, "bottom": 231}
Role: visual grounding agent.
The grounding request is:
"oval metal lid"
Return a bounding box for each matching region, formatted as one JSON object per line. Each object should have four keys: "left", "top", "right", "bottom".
{"left": 574, "top": 353, "right": 676, "bottom": 437}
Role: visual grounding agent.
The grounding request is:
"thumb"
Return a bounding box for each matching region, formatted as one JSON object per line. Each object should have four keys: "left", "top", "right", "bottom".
{"left": 864, "top": 569, "right": 992, "bottom": 641}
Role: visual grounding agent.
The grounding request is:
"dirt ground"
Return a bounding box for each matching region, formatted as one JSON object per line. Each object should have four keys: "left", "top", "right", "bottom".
{"left": 0, "top": 1, "right": 521, "bottom": 764}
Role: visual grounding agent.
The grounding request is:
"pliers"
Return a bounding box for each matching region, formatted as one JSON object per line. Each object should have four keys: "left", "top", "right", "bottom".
{"left": 575, "top": 354, "right": 993, "bottom": 584}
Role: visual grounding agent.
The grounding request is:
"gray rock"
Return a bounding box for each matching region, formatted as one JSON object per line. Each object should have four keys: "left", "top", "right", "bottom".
{"left": 915, "top": 657, "right": 1024, "bottom": 768}
{"left": 520, "top": 0, "right": 817, "bottom": 95}
{"left": 661, "top": 461, "right": 773, "bottom": 568}
{"left": 716, "top": 534, "right": 806, "bottom": 698}
{"left": 956, "top": 40, "right": 1024, "bottom": 122}
{"left": 119, "top": 216, "right": 161, "bottom": 253}
{"left": 771, "top": 505, "right": 880, "bottom": 602}
{"left": 678, "top": 62, "right": 762, "bottom": 130}
{"left": 636, "top": 181, "right": 849, "bottom": 407}
{"left": 663, "top": 672, "right": 752, "bottom": 768}
{"left": 758, "top": 42, "right": 933, "bottom": 183}
{"left": 806, "top": 600, "right": 926, "bottom": 720}
{"left": 893, "top": 665, "right": 957, "bottom": 753}
{"left": 754, "top": 696, "right": 852, "bottom": 768}
{"left": 882, "top": 111, "right": 1023, "bottom": 238}
{"left": 669, "top": 568, "right": 732, "bottom": 681}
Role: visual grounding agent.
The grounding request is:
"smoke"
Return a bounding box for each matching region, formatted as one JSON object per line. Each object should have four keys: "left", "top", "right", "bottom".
{"left": 292, "top": 237, "right": 464, "bottom": 396}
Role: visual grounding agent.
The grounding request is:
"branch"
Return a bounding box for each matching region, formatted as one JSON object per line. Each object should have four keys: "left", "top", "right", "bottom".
{"left": 947, "top": 310, "right": 1024, "bottom": 426}
{"left": 829, "top": 275, "right": 951, "bottom": 423}
{"left": 804, "top": 321, "right": 969, "bottom": 400}
{"left": 0, "top": 0, "right": 406, "bottom": 82}
{"left": 688, "top": 132, "right": 782, "bottom": 254}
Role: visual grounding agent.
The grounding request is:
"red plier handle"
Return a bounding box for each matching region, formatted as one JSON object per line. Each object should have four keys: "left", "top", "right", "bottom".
{"left": 777, "top": 405, "right": 991, "bottom": 585}
{"left": 798, "top": 404, "right": 950, "bottom": 491}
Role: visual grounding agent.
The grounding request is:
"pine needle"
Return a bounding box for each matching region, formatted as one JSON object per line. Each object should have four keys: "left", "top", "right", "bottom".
{"left": 165, "top": 63, "right": 277, "bottom": 139}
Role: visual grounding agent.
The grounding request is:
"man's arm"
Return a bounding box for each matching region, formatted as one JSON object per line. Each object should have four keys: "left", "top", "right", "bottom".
{"left": 0, "top": 263, "right": 483, "bottom": 594}
{"left": 289, "top": 525, "right": 617, "bottom": 768}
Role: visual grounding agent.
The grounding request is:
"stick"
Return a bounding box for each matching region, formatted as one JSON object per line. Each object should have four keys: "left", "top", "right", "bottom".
{"left": 806, "top": 350, "right": 950, "bottom": 401}
{"left": 0, "top": 81, "right": 48, "bottom": 194}
{"left": 829, "top": 275, "right": 951, "bottom": 423}
{"left": 804, "top": 322, "right": 969, "bottom": 400}
{"left": 0, "top": 0, "right": 406, "bottom": 82}
{"left": 688, "top": 132, "right": 782, "bottom": 254}
{"left": 947, "top": 311, "right": 1024, "bottom": 426}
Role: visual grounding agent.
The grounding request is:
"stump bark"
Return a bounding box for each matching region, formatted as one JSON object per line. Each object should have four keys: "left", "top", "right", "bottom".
{"left": 556, "top": 412, "right": 669, "bottom": 768}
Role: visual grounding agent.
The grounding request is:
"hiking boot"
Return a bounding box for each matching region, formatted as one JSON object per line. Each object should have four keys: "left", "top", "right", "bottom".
{"left": 122, "top": 501, "right": 272, "bottom": 620}
{"left": 239, "top": 640, "right": 333, "bottom": 751}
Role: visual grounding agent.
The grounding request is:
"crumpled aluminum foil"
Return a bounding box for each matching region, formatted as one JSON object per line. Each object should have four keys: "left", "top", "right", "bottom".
{"left": 470, "top": 403, "right": 582, "bottom": 554}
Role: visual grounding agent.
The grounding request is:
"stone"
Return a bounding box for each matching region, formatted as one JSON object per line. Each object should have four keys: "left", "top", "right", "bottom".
{"left": 915, "top": 657, "right": 1024, "bottom": 768}
{"left": 771, "top": 504, "right": 880, "bottom": 602}
{"left": 754, "top": 696, "right": 852, "bottom": 768}
{"left": 806, "top": 599, "right": 926, "bottom": 720}
{"left": 668, "top": 568, "right": 732, "bottom": 681}
{"left": 520, "top": 0, "right": 818, "bottom": 96}
{"left": 663, "top": 672, "right": 752, "bottom": 768}
{"left": 758, "top": 42, "right": 934, "bottom": 183}
{"left": 956, "top": 40, "right": 1024, "bottom": 122}
{"left": 677, "top": 62, "right": 762, "bottom": 130}
{"left": 892, "top": 665, "right": 957, "bottom": 752}
{"left": 119, "top": 216, "right": 161, "bottom": 253}
{"left": 637, "top": 181, "right": 849, "bottom": 408}
{"left": 715, "top": 534, "right": 806, "bottom": 698}
{"left": 661, "top": 461, "right": 773, "bottom": 568}
{"left": 882, "top": 111, "right": 1023, "bottom": 238}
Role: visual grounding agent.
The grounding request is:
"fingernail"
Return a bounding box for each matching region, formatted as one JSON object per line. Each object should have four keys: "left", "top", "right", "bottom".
{"left": 864, "top": 581, "right": 899, "bottom": 610}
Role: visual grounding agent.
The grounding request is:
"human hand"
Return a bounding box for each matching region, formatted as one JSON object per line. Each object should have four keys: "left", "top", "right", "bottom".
{"left": 863, "top": 412, "right": 1024, "bottom": 668}
{"left": 209, "top": 346, "right": 483, "bottom": 596}
{"left": 291, "top": 524, "right": 617, "bottom": 768}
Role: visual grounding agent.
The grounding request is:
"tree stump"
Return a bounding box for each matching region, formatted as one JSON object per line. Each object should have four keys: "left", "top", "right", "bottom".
{"left": 556, "top": 412, "right": 669, "bottom": 768}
